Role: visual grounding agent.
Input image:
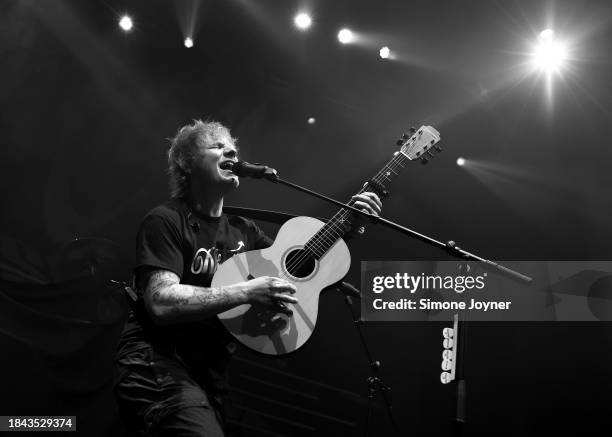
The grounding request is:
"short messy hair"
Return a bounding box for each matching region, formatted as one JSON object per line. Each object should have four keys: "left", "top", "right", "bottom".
{"left": 166, "top": 119, "right": 236, "bottom": 199}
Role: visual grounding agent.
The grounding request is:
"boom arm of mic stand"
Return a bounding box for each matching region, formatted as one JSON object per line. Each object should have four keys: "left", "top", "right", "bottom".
{"left": 268, "top": 176, "right": 532, "bottom": 284}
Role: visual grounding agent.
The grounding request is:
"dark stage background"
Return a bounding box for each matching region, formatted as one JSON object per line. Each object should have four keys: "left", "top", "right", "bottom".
{"left": 1, "top": 0, "right": 611, "bottom": 435}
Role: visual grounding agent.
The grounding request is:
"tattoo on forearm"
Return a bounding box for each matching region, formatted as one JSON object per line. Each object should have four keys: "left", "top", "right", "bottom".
{"left": 194, "top": 286, "right": 230, "bottom": 306}
{"left": 146, "top": 270, "right": 236, "bottom": 319}
{"left": 173, "top": 291, "right": 190, "bottom": 305}
{"left": 148, "top": 270, "right": 178, "bottom": 304}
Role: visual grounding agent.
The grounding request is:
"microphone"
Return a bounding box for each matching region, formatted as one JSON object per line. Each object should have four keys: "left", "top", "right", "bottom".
{"left": 230, "top": 161, "right": 278, "bottom": 181}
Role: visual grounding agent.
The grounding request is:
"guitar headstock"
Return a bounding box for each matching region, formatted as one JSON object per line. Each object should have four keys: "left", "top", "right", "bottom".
{"left": 396, "top": 125, "right": 442, "bottom": 164}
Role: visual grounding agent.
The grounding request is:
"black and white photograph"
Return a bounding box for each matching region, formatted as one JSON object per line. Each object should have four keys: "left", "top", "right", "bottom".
{"left": 1, "top": 1, "right": 611, "bottom": 436}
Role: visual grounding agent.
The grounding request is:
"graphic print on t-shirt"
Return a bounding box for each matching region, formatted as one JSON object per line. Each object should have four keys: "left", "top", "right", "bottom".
{"left": 189, "top": 241, "right": 244, "bottom": 276}
{"left": 190, "top": 247, "right": 220, "bottom": 276}
{"left": 230, "top": 241, "right": 245, "bottom": 253}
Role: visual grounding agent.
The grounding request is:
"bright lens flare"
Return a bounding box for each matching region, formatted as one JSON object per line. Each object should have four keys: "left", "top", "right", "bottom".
{"left": 456, "top": 157, "right": 466, "bottom": 167}
{"left": 379, "top": 46, "right": 391, "bottom": 59}
{"left": 119, "top": 15, "right": 133, "bottom": 32}
{"left": 532, "top": 29, "right": 567, "bottom": 73}
{"left": 184, "top": 37, "right": 194, "bottom": 48}
{"left": 294, "top": 13, "right": 312, "bottom": 30}
{"left": 338, "top": 28, "right": 354, "bottom": 44}
{"left": 539, "top": 29, "right": 554, "bottom": 43}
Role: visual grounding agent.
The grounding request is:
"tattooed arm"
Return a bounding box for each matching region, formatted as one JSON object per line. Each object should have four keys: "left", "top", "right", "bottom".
{"left": 141, "top": 269, "right": 299, "bottom": 325}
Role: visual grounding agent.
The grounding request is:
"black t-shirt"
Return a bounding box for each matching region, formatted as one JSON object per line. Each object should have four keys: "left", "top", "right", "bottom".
{"left": 117, "top": 199, "right": 272, "bottom": 392}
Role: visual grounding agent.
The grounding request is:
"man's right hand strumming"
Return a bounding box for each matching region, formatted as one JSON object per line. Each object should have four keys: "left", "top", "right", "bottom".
{"left": 236, "top": 276, "right": 298, "bottom": 316}
{"left": 141, "top": 269, "right": 298, "bottom": 325}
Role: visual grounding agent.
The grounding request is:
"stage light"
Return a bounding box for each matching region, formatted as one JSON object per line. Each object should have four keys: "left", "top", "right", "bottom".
{"left": 539, "top": 29, "right": 554, "bottom": 42}
{"left": 457, "top": 157, "right": 466, "bottom": 167}
{"left": 119, "top": 15, "right": 133, "bottom": 32}
{"left": 294, "top": 13, "right": 312, "bottom": 30}
{"left": 532, "top": 29, "right": 567, "bottom": 73}
{"left": 379, "top": 46, "right": 391, "bottom": 59}
{"left": 184, "top": 37, "right": 194, "bottom": 48}
{"left": 338, "top": 28, "right": 354, "bottom": 44}
{"left": 307, "top": 117, "right": 316, "bottom": 125}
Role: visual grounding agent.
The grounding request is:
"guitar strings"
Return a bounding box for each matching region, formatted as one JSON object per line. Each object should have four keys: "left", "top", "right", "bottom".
{"left": 314, "top": 155, "right": 405, "bottom": 240}
{"left": 283, "top": 151, "right": 408, "bottom": 274}
{"left": 305, "top": 152, "right": 407, "bottom": 250}
{"left": 286, "top": 129, "right": 438, "bottom": 272}
{"left": 270, "top": 131, "right": 439, "bottom": 308}
{"left": 313, "top": 153, "right": 406, "bottom": 245}
{"left": 308, "top": 156, "right": 405, "bottom": 251}
{"left": 292, "top": 169, "right": 390, "bottom": 259}
{"left": 281, "top": 151, "right": 409, "bottom": 280}
{"left": 310, "top": 131, "right": 438, "bottom": 252}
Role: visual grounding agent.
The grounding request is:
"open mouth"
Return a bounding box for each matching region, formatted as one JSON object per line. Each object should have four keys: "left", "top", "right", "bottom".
{"left": 219, "top": 161, "right": 235, "bottom": 172}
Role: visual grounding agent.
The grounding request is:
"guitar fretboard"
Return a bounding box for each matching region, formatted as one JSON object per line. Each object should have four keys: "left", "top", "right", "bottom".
{"left": 303, "top": 151, "right": 410, "bottom": 259}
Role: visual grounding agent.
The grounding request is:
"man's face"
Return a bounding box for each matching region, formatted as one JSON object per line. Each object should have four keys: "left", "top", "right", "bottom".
{"left": 190, "top": 129, "right": 239, "bottom": 190}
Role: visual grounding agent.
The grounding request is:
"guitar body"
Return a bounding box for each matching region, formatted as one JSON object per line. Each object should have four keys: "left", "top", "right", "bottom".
{"left": 214, "top": 216, "right": 351, "bottom": 355}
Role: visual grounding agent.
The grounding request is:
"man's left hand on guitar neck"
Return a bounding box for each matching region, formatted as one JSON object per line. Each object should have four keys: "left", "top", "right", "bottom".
{"left": 349, "top": 191, "right": 382, "bottom": 236}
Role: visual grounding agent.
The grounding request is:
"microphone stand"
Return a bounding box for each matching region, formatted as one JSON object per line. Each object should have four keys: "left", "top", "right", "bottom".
{"left": 331, "top": 281, "right": 401, "bottom": 436}
{"left": 452, "top": 262, "right": 469, "bottom": 437}
{"left": 249, "top": 167, "right": 532, "bottom": 435}
{"left": 257, "top": 170, "right": 531, "bottom": 284}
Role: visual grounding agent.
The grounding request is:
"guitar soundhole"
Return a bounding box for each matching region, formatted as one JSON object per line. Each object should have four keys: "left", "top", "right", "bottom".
{"left": 284, "top": 249, "right": 316, "bottom": 279}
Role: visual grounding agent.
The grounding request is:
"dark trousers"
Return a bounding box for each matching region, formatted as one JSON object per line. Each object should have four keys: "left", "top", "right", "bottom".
{"left": 114, "top": 346, "right": 226, "bottom": 437}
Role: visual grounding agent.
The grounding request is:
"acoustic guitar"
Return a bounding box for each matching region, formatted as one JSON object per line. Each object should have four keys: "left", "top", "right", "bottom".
{"left": 213, "top": 126, "right": 441, "bottom": 355}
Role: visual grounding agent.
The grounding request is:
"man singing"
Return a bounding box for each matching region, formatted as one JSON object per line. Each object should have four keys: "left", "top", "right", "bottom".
{"left": 114, "top": 119, "right": 381, "bottom": 436}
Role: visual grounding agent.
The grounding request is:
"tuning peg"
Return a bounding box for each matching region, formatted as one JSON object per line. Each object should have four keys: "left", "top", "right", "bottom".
{"left": 421, "top": 157, "right": 429, "bottom": 165}
{"left": 401, "top": 132, "right": 410, "bottom": 140}
{"left": 396, "top": 139, "right": 404, "bottom": 146}
{"left": 434, "top": 145, "right": 443, "bottom": 152}
{"left": 409, "top": 127, "right": 416, "bottom": 134}
{"left": 426, "top": 150, "right": 435, "bottom": 158}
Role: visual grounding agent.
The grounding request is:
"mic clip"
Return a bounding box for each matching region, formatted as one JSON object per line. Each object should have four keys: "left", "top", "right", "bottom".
{"left": 329, "top": 281, "right": 361, "bottom": 299}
